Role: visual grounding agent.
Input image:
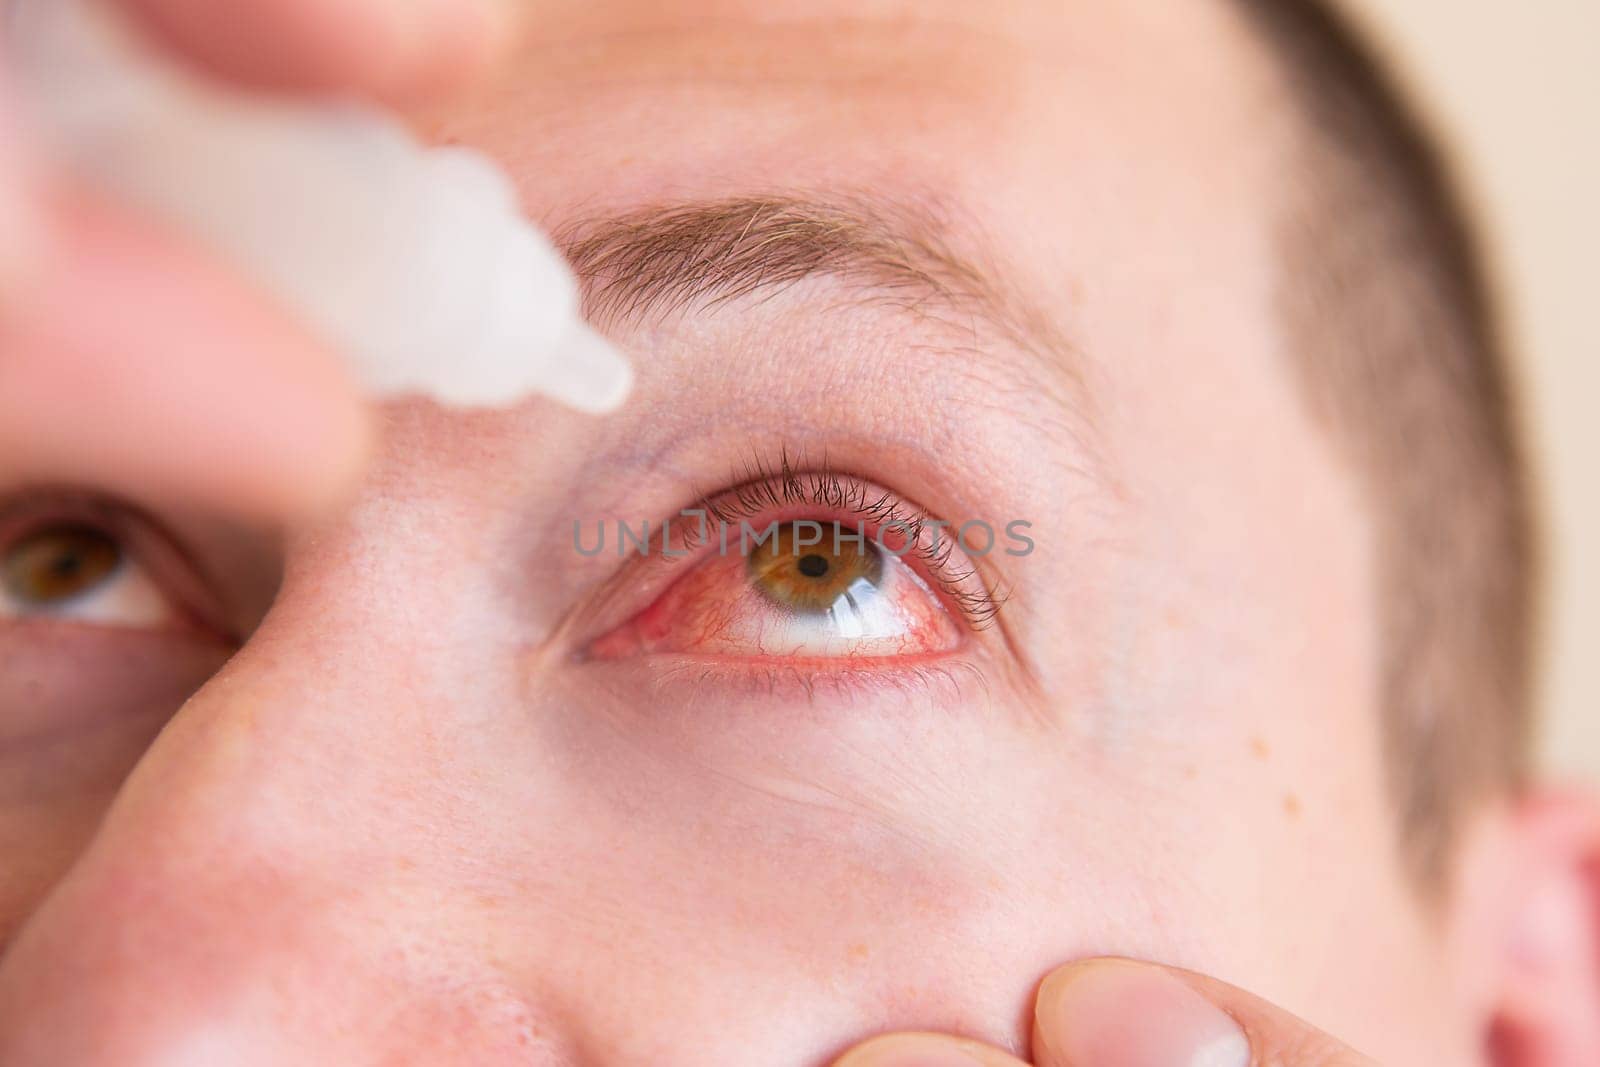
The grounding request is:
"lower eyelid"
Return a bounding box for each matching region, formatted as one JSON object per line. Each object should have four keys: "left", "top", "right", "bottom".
{"left": 588, "top": 653, "right": 991, "bottom": 711}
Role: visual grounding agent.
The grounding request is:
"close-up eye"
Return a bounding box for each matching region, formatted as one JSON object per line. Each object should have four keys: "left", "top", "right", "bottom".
{"left": 586, "top": 464, "right": 995, "bottom": 666}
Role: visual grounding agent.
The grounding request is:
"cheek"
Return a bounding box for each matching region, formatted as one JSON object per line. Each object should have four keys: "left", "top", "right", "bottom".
{"left": 0, "top": 625, "right": 228, "bottom": 746}
{"left": 470, "top": 754, "right": 1044, "bottom": 1060}
{"left": 0, "top": 626, "right": 228, "bottom": 946}
{"left": 478, "top": 690, "right": 1104, "bottom": 1059}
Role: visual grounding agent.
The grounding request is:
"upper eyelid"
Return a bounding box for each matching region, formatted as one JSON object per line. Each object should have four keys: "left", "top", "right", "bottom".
{"left": 665, "top": 470, "right": 1002, "bottom": 630}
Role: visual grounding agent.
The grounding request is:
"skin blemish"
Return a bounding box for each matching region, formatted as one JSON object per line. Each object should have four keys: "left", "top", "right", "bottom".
{"left": 1283, "top": 793, "right": 1302, "bottom": 820}
{"left": 1250, "top": 736, "right": 1271, "bottom": 761}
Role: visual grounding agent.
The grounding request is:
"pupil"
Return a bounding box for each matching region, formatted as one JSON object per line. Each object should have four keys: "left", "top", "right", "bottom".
{"left": 797, "top": 554, "right": 829, "bottom": 578}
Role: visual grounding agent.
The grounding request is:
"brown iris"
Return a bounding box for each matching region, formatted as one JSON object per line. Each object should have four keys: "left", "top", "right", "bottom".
{"left": 747, "top": 521, "right": 884, "bottom": 613}
{"left": 2, "top": 524, "right": 122, "bottom": 607}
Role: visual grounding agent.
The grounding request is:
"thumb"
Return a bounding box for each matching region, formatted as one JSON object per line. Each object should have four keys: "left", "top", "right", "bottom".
{"left": 1031, "top": 958, "right": 1377, "bottom": 1067}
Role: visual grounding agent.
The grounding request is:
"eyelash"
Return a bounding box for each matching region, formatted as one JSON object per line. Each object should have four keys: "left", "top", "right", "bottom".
{"left": 641, "top": 657, "right": 994, "bottom": 707}
{"left": 683, "top": 449, "right": 1003, "bottom": 630}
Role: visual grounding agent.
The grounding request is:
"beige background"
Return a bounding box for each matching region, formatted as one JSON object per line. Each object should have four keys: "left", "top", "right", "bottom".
{"left": 1335, "top": 0, "right": 1598, "bottom": 780}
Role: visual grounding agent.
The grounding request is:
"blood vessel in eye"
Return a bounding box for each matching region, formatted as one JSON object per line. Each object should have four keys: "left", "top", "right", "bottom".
{"left": 590, "top": 519, "right": 962, "bottom": 661}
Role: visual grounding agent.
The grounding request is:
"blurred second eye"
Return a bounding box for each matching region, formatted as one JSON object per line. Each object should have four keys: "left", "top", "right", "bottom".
{"left": 0, "top": 522, "right": 176, "bottom": 629}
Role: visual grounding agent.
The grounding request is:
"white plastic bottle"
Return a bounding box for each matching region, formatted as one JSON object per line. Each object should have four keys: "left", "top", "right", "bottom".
{"left": 7, "top": 0, "right": 633, "bottom": 413}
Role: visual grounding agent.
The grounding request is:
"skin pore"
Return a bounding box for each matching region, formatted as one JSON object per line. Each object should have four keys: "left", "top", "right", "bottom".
{"left": 0, "top": 1, "right": 1550, "bottom": 1064}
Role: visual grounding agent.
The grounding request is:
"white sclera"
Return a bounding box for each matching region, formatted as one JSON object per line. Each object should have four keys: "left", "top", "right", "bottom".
{"left": 8, "top": 0, "right": 633, "bottom": 414}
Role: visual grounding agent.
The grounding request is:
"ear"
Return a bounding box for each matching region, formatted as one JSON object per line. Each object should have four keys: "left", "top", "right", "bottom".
{"left": 1457, "top": 790, "right": 1600, "bottom": 1066}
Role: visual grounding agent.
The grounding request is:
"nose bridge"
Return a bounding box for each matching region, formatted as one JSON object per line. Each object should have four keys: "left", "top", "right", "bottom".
{"left": 0, "top": 510, "right": 584, "bottom": 1065}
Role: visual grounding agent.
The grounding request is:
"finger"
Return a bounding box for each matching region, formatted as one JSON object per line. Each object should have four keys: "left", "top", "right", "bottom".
{"left": 111, "top": 0, "right": 518, "bottom": 104}
{"left": 0, "top": 74, "right": 48, "bottom": 297}
{"left": 1032, "top": 958, "right": 1378, "bottom": 1067}
{"left": 0, "top": 192, "right": 370, "bottom": 524}
{"left": 832, "top": 1031, "right": 1032, "bottom": 1067}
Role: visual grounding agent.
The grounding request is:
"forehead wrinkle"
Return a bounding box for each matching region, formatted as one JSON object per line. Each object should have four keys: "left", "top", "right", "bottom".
{"left": 555, "top": 192, "right": 1091, "bottom": 438}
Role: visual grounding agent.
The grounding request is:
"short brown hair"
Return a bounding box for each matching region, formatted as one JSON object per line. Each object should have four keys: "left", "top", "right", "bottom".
{"left": 1233, "top": 0, "right": 1539, "bottom": 885}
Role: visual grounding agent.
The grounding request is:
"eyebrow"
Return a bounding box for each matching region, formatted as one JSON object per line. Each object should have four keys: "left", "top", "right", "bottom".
{"left": 554, "top": 194, "right": 1083, "bottom": 401}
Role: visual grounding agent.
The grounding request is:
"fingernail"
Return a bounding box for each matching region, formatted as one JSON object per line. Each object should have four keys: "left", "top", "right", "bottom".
{"left": 1035, "top": 960, "right": 1251, "bottom": 1067}
{"left": 834, "top": 1033, "right": 997, "bottom": 1067}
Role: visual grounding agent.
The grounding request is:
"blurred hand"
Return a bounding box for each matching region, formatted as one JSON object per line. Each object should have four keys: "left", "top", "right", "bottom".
{"left": 0, "top": 0, "right": 516, "bottom": 524}
{"left": 833, "top": 957, "right": 1376, "bottom": 1067}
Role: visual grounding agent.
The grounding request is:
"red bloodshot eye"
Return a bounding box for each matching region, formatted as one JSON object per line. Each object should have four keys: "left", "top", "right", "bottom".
{"left": 588, "top": 518, "right": 963, "bottom": 662}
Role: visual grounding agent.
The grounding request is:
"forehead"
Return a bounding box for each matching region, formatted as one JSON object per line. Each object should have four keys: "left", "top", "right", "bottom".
{"left": 422, "top": 0, "right": 1281, "bottom": 309}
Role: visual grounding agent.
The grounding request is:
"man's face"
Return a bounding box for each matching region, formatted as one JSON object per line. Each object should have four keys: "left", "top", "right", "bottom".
{"left": 0, "top": 1, "right": 1488, "bottom": 1063}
